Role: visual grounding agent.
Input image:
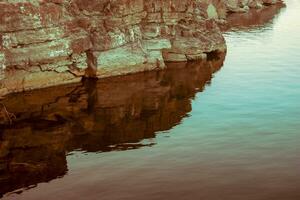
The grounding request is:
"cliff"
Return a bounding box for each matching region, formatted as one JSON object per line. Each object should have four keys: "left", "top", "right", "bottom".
{"left": 0, "top": 0, "right": 281, "bottom": 96}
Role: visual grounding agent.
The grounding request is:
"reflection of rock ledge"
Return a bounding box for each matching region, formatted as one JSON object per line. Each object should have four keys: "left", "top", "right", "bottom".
{"left": 0, "top": 53, "right": 225, "bottom": 197}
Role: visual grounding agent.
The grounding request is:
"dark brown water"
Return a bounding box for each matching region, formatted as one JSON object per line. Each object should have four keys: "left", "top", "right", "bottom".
{"left": 1, "top": 1, "right": 300, "bottom": 199}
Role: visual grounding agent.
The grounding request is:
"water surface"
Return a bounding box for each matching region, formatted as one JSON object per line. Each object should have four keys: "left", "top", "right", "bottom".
{"left": 1, "top": 1, "right": 300, "bottom": 199}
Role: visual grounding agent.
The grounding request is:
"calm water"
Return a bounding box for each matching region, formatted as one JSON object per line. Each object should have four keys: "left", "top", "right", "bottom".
{"left": 1, "top": 1, "right": 300, "bottom": 199}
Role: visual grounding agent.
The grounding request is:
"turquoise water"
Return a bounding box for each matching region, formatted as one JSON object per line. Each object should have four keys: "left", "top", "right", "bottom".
{"left": 1, "top": 1, "right": 300, "bottom": 199}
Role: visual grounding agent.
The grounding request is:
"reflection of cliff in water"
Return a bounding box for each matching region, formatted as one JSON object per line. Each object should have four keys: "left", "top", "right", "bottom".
{"left": 0, "top": 53, "right": 224, "bottom": 197}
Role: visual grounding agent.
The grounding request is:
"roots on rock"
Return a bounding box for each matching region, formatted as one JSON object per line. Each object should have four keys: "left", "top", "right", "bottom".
{"left": 0, "top": 103, "right": 16, "bottom": 125}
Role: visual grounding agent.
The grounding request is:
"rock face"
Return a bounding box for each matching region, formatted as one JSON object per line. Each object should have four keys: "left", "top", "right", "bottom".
{"left": 0, "top": 0, "right": 281, "bottom": 96}
{"left": 225, "top": 0, "right": 280, "bottom": 12}
{"left": 222, "top": 1, "right": 285, "bottom": 30}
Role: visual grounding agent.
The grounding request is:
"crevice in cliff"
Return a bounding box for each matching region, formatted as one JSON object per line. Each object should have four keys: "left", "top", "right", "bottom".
{"left": 206, "top": 50, "right": 223, "bottom": 61}
{"left": 85, "top": 50, "right": 97, "bottom": 78}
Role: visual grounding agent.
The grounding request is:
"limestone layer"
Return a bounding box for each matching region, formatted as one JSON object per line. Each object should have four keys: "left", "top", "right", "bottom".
{"left": 0, "top": 0, "right": 280, "bottom": 95}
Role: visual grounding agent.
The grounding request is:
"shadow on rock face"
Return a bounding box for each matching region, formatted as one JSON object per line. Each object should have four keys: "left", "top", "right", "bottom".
{"left": 0, "top": 53, "right": 225, "bottom": 197}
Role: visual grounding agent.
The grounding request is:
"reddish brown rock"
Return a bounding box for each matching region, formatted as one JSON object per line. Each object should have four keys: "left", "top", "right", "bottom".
{"left": 0, "top": 0, "right": 283, "bottom": 96}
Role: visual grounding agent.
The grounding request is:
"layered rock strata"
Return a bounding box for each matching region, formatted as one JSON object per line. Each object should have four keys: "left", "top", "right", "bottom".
{"left": 0, "top": 0, "right": 281, "bottom": 96}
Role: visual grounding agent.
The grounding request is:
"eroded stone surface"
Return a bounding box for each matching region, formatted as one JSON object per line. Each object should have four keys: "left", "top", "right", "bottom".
{"left": 0, "top": 0, "right": 283, "bottom": 96}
